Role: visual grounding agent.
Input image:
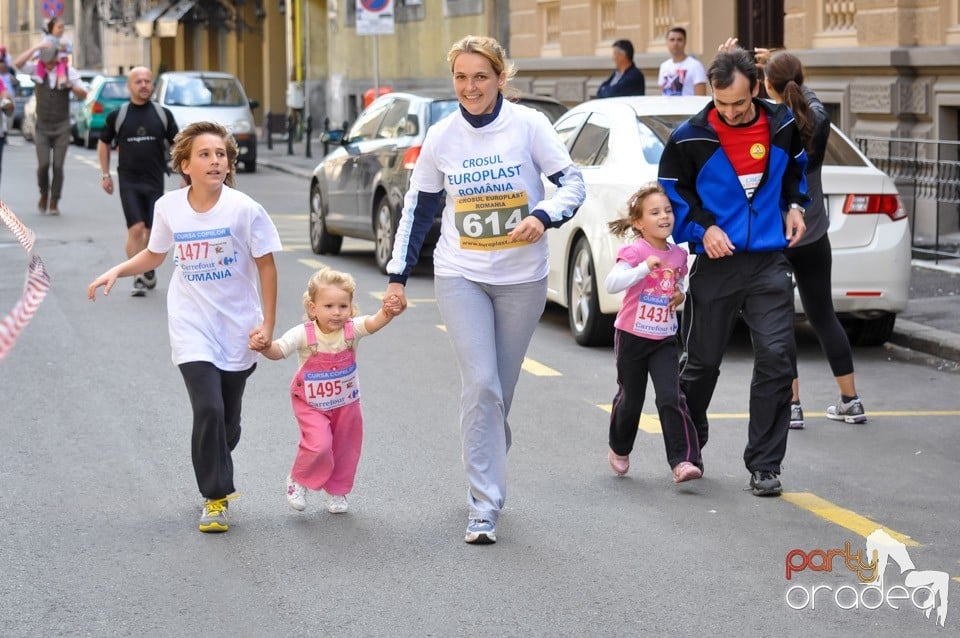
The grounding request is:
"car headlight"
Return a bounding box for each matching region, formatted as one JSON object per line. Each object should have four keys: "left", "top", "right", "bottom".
{"left": 232, "top": 119, "right": 252, "bottom": 134}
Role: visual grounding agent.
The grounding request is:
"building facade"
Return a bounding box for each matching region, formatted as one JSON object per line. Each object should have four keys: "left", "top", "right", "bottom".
{"left": 306, "top": 0, "right": 507, "bottom": 126}
{"left": 1, "top": 1, "right": 288, "bottom": 127}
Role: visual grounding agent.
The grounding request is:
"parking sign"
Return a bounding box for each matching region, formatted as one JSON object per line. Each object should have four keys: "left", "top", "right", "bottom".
{"left": 356, "top": 0, "right": 394, "bottom": 35}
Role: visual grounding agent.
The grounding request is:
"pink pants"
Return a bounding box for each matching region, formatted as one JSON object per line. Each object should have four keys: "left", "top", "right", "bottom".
{"left": 289, "top": 347, "right": 363, "bottom": 495}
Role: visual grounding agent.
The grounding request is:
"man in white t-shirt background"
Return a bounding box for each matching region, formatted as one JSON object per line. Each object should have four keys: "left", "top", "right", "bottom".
{"left": 658, "top": 27, "right": 707, "bottom": 96}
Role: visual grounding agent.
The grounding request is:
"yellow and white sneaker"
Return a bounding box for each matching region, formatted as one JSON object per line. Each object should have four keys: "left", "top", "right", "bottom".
{"left": 199, "top": 498, "right": 230, "bottom": 533}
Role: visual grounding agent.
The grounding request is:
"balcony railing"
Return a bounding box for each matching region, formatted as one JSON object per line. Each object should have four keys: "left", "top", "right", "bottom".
{"left": 857, "top": 135, "right": 960, "bottom": 263}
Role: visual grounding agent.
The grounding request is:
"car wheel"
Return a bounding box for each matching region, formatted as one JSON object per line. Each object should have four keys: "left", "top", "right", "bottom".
{"left": 373, "top": 196, "right": 396, "bottom": 274}
{"left": 567, "top": 236, "right": 614, "bottom": 346}
{"left": 309, "top": 181, "right": 342, "bottom": 255}
{"left": 85, "top": 128, "right": 98, "bottom": 149}
{"left": 844, "top": 312, "right": 896, "bottom": 347}
{"left": 243, "top": 159, "right": 256, "bottom": 173}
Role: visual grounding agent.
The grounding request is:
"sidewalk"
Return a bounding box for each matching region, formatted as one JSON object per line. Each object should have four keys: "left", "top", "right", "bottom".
{"left": 258, "top": 137, "right": 960, "bottom": 363}
{"left": 257, "top": 134, "right": 323, "bottom": 180}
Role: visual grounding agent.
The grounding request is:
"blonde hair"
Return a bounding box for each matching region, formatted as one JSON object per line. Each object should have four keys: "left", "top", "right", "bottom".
{"left": 447, "top": 35, "right": 518, "bottom": 97}
{"left": 171, "top": 121, "right": 238, "bottom": 188}
{"left": 303, "top": 267, "right": 360, "bottom": 320}
{"left": 608, "top": 182, "right": 668, "bottom": 238}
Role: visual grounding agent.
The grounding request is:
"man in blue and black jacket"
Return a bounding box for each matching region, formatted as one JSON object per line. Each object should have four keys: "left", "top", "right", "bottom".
{"left": 658, "top": 47, "right": 808, "bottom": 497}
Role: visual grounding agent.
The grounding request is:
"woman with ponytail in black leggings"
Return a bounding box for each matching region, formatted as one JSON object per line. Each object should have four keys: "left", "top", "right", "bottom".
{"left": 762, "top": 50, "right": 867, "bottom": 428}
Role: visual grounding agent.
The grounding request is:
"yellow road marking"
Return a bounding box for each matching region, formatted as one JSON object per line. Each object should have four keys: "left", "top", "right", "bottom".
{"left": 521, "top": 358, "right": 561, "bottom": 377}
{"left": 781, "top": 492, "right": 920, "bottom": 547}
{"left": 298, "top": 258, "right": 327, "bottom": 269}
{"left": 593, "top": 407, "right": 960, "bottom": 422}
{"left": 867, "top": 410, "right": 960, "bottom": 418}
{"left": 595, "top": 404, "right": 661, "bottom": 433}
{"left": 593, "top": 403, "right": 960, "bottom": 435}
{"left": 435, "top": 326, "right": 560, "bottom": 376}
{"left": 699, "top": 411, "right": 960, "bottom": 418}
{"left": 593, "top": 402, "right": 946, "bottom": 553}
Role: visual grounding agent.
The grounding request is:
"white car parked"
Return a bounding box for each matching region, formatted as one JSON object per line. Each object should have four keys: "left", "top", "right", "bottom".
{"left": 546, "top": 96, "right": 911, "bottom": 347}
{"left": 153, "top": 71, "right": 259, "bottom": 172}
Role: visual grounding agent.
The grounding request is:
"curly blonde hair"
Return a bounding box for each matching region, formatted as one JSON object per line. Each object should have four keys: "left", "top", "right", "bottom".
{"left": 170, "top": 121, "right": 238, "bottom": 188}
{"left": 303, "top": 266, "right": 360, "bottom": 320}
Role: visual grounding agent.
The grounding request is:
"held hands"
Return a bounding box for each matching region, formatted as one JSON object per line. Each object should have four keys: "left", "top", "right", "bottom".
{"left": 384, "top": 282, "right": 408, "bottom": 316}
{"left": 507, "top": 216, "right": 545, "bottom": 244}
{"left": 248, "top": 325, "right": 272, "bottom": 352}
{"left": 381, "top": 294, "right": 404, "bottom": 317}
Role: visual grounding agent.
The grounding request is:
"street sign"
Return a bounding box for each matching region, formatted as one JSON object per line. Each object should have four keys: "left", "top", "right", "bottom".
{"left": 356, "top": 0, "right": 394, "bottom": 35}
{"left": 40, "top": 0, "right": 65, "bottom": 18}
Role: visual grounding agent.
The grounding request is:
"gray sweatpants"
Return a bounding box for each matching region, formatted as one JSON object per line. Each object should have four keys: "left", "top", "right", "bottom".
{"left": 435, "top": 275, "right": 547, "bottom": 523}
{"left": 35, "top": 120, "right": 72, "bottom": 200}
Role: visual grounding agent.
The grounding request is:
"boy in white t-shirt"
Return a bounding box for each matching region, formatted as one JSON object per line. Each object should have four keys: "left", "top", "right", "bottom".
{"left": 88, "top": 121, "right": 282, "bottom": 534}
{"left": 658, "top": 26, "right": 707, "bottom": 96}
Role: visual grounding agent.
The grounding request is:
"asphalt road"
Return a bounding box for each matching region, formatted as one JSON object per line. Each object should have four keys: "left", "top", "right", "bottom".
{"left": 0, "top": 137, "right": 957, "bottom": 637}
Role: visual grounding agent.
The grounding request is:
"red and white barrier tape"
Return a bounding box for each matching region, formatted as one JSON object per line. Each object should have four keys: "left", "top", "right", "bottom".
{"left": 0, "top": 202, "right": 51, "bottom": 362}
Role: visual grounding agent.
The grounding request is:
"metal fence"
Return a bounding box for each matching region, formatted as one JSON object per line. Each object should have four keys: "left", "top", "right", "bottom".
{"left": 855, "top": 136, "right": 960, "bottom": 264}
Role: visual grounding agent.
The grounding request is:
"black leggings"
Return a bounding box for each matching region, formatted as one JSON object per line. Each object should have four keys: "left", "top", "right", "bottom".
{"left": 609, "top": 330, "right": 701, "bottom": 469}
{"left": 785, "top": 234, "right": 854, "bottom": 378}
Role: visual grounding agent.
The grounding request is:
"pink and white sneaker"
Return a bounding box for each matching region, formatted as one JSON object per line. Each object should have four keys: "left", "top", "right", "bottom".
{"left": 608, "top": 449, "right": 630, "bottom": 477}
{"left": 286, "top": 476, "right": 307, "bottom": 511}
{"left": 672, "top": 461, "right": 703, "bottom": 484}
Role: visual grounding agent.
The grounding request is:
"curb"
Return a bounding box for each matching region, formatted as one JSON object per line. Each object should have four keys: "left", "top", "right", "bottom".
{"left": 889, "top": 318, "right": 960, "bottom": 362}
{"left": 258, "top": 157, "right": 314, "bottom": 180}
{"left": 910, "top": 258, "right": 960, "bottom": 275}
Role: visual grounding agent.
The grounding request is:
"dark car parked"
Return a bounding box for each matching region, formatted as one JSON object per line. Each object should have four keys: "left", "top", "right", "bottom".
{"left": 309, "top": 91, "right": 568, "bottom": 273}
{"left": 11, "top": 73, "right": 34, "bottom": 129}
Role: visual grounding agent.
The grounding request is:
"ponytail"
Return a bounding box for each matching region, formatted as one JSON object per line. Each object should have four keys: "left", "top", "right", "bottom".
{"left": 782, "top": 80, "right": 815, "bottom": 154}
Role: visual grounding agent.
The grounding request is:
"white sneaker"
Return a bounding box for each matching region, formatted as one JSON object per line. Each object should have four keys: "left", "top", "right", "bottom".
{"left": 327, "top": 494, "right": 348, "bottom": 514}
{"left": 286, "top": 476, "right": 306, "bottom": 511}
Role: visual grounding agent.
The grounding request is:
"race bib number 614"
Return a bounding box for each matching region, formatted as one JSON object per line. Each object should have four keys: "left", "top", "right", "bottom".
{"left": 454, "top": 191, "right": 530, "bottom": 251}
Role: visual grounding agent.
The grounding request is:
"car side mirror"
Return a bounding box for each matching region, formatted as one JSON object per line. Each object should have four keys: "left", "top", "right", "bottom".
{"left": 321, "top": 129, "right": 345, "bottom": 145}
{"left": 403, "top": 114, "right": 419, "bottom": 136}
{"left": 249, "top": 99, "right": 259, "bottom": 110}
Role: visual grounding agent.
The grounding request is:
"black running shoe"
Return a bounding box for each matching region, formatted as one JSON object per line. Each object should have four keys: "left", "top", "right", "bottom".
{"left": 142, "top": 270, "right": 158, "bottom": 290}
{"left": 749, "top": 470, "right": 782, "bottom": 496}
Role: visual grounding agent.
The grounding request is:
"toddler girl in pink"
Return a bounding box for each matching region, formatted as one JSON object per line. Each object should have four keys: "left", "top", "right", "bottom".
{"left": 604, "top": 182, "right": 702, "bottom": 484}
{"left": 252, "top": 267, "right": 397, "bottom": 514}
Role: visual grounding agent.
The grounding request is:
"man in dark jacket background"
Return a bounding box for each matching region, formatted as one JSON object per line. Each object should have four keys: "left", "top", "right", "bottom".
{"left": 658, "top": 47, "right": 807, "bottom": 498}
{"left": 597, "top": 39, "right": 645, "bottom": 98}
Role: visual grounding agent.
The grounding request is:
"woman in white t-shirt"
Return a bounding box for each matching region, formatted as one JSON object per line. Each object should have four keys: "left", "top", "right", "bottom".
{"left": 384, "top": 35, "right": 585, "bottom": 545}
{"left": 88, "top": 121, "right": 282, "bottom": 534}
